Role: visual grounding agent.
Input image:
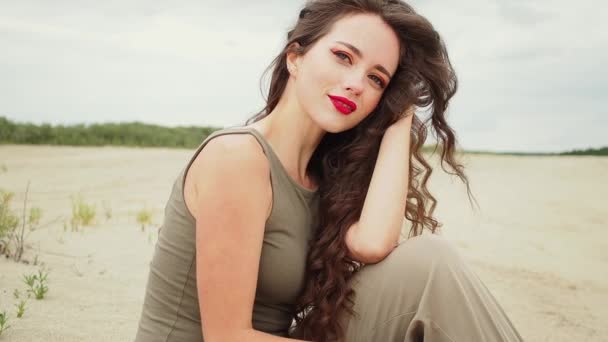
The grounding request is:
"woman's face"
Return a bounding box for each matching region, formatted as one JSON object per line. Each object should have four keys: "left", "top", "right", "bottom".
{"left": 288, "top": 13, "right": 401, "bottom": 133}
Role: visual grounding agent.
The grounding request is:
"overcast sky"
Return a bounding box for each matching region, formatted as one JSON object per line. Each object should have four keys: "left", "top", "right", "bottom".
{"left": 1, "top": 0, "right": 606, "bottom": 152}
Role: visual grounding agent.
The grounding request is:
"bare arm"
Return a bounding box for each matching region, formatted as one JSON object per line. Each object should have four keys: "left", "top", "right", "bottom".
{"left": 190, "top": 136, "right": 311, "bottom": 342}
{"left": 345, "top": 112, "right": 413, "bottom": 264}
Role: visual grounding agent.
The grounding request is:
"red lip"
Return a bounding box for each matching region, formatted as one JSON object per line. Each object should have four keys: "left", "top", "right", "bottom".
{"left": 328, "top": 95, "right": 357, "bottom": 115}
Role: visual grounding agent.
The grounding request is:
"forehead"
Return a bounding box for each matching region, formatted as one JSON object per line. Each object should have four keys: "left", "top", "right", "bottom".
{"left": 321, "top": 13, "right": 400, "bottom": 74}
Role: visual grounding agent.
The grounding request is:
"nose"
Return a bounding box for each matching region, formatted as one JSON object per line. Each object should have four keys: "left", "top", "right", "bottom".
{"left": 344, "top": 73, "right": 364, "bottom": 96}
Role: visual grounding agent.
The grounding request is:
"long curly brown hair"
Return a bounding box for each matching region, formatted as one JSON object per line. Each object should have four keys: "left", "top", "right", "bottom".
{"left": 245, "top": 0, "right": 476, "bottom": 341}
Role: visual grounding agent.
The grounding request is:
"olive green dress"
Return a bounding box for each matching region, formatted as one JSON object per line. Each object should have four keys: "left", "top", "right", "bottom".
{"left": 135, "top": 126, "right": 523, "bottom": 342}
{"left": 135, "top": 126, "right": 320, "bottom": 341}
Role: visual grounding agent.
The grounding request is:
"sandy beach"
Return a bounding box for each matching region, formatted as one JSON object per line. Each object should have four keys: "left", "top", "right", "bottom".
{"left": 0, "top": 144, "right": 606, "bottom": 341}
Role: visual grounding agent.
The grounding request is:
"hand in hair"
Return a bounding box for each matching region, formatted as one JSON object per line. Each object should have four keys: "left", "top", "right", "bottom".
{"left": 388, "top": 105, "right": 415, "bottom": 132}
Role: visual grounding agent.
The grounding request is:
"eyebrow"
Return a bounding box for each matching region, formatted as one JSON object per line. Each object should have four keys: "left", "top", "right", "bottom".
{"left": 335, "top": 40, "right": 393, "bottom": 80}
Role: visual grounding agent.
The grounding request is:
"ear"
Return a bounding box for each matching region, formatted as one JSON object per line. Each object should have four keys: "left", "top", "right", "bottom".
{"left": 286, "top": 42, "right": 302, "bottom": 77}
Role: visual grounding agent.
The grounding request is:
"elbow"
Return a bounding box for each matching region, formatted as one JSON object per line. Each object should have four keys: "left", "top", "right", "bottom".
{"left": 359, "top": 243, "right": 393, "bottom": 264}
{"left": 345, "top": 225, "right": 394, "bottom": 264}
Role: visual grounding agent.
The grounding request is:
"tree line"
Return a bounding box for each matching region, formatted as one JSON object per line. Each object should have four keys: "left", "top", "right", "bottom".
{"left": 0, "top": 116, "right": 605, "bottom": 155}
{"left": 0, "top": 116, "right": 219, "bottom": 149}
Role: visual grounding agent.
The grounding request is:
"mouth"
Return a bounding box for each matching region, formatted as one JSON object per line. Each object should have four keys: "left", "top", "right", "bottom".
{"left": 328, "top": 95, "right": 356, "bottom": 115}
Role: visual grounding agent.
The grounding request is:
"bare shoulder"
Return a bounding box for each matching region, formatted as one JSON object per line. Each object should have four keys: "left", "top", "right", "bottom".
{"left": 186, "top": 133, "right": 274, "bottom": 339}
{"left": 184, "top": 133, "right": 272, "bottom": 219}
{"left": 191, "top": 133, "right": 268, "bottom": 172}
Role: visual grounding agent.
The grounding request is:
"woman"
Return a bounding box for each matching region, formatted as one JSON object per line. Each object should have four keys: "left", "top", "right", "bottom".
{"left": 135, "top": 0, "right": 523, "bottom": 341}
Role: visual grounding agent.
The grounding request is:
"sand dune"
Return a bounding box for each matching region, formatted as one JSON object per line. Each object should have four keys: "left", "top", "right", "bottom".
{"left": 0, "top": 144, "right": 606, "bottom": 341}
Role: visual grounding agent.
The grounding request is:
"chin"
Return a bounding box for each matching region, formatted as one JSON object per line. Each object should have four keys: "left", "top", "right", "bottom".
{"left": 313, "top": 114, "right": 347, "bottom": 134}
{"left": 324, "top": 126, "right": 344, "bottom": 134}
{"left": 308, "top": 105, "right": 356, "bottom": 134}
{"left": 325, "top": 122, "right": 355, "bottom": 134}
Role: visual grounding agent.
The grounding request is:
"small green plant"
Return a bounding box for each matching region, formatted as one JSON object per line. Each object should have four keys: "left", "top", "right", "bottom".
{"left": 23, "top": 268, "right": 49, "bottom": 300}
{"left": 0, "top": 310, "right": 10, "bottom": 336}
{"left": 0, "top": 164, "right": 7, "bottom": 173}
{"left": 14, "top": 300, "right": 26, "bottom": 318}
{"left": 136, "top": 208, "right": 153, "bottom": 232}
{"left": 28, "top": 207, "right": 42, "bottom": 227}
{"left": 0, "top": 184, "right": 43, "bottom": 261}
{"left": 70, "top": 194, "right": 96, "bottom": 231}
{"left": 0, "top": 191, "right": 18, "bottom": 255}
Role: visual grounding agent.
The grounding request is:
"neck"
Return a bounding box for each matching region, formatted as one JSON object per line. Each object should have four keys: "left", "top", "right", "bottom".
{"left": 249, "top": 92, "right": 324, "bottom": 189}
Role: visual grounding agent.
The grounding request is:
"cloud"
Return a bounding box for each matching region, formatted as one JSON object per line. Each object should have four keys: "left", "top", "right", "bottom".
{"left": 0, "top": 0, "right": 606, "bottom": 152}
{"left": 415, "top": 0, "right": 607, "bottom": 151}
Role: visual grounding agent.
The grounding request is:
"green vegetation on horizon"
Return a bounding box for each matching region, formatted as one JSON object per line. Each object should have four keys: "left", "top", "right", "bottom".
{"left": 463, "top": 146, "right": 608, "bottom": 156}
{"left": 0, "top": 116, "right": 606, "bottom": 155}
{"left": 558, "top": 146, "right": 608, "bottom": 156}
{"left": 0, "top": 116, "right": 220, "bottom": 149}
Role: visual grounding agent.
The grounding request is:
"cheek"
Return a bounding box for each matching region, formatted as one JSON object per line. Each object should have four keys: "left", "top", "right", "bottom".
{"left": 293, "top": 72, "right": 317, "bottom": 108}
{"left": 363, "top": 93, "right": 382, "bottom": 115}
{"left": 294, "top": 64, "right": 330, "bottom": 106}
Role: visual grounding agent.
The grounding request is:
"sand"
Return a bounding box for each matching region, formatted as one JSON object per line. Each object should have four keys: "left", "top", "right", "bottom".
{"left": 0, "top": 144, "right": 606, "bottom": 341}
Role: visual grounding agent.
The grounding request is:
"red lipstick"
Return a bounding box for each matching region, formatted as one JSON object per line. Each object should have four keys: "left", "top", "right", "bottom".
{"left": 328, "top": 95, "right": 357, "bottom": 115}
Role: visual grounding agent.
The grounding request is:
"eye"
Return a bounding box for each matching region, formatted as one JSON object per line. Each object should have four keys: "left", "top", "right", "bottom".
{"left": 334, "top": 49, "right": 386, "bottom": 88}
{"left": 369, "top": 75, "right": 386, "bottom": 88}
{"left": 333, "top": 51, "right": 351, "bottom": 63}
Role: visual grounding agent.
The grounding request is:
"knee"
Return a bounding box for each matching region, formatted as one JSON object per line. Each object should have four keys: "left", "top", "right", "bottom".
{"left": 393, "top": 233, "right": 461, "bottom": 263}
{"left": 374, "top": 233, "right": 464, "bottom": 285}
{"left": 348, "top": 233, "right": 465, "bottom": 314}
{"left": 351, "top": 233, "right": 463, "bottom": 286}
